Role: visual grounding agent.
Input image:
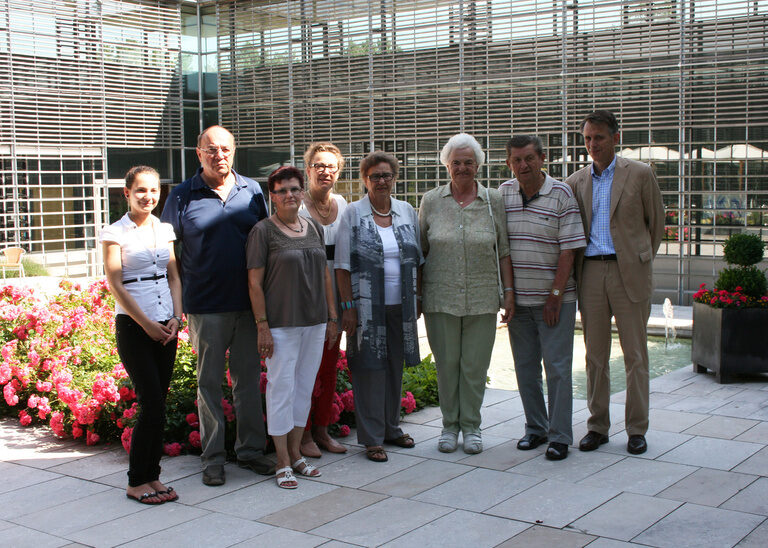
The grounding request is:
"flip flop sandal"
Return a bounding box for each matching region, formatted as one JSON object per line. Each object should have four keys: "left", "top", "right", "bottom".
{"left": 275, "top": 466, "right": 298, "bottom": 489}
{"left": 157, "top": 486, "right": 179, "bottom": 502}
{"left": 292, "top": 457, "right": 322, "bottom": 477}
{"left": 126, "top": 491, "right": 164, "bottom": 505}
{"left": 365, "top": 446, "right": 388, "bottom": 462}
{"left": 385, "top": 434, "right": 415, "bottom": 448}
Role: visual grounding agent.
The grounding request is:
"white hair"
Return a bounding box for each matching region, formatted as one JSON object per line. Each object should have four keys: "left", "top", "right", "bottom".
{"left": 439, "top": 133, "right": 485, "bottom": 167}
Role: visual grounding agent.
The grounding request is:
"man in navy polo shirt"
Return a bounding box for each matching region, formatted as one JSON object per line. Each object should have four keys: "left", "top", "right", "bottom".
{"left": 162, "top": 125, "right": 273, "bottom": 485}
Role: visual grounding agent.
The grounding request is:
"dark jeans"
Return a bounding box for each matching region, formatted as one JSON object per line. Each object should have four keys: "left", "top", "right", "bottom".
{"left": 115, "top": 314, "right": 176, "bottom": 487}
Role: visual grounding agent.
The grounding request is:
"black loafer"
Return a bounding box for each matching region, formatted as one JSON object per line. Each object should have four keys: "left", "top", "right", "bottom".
{"left": 545, "top": 442, "right": 569, "bottom": 461}
{"left": 579, "top": 431, "right": 609, "bottom": 452}
{"left": 627, "top": 435, "right": 647, "bottom": 455}
{"left": 516, "top": 433, "right": 548, "bottom": 451}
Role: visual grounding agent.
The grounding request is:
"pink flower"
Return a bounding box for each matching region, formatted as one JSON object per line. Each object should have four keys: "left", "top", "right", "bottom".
{"left": 121, "top": 426, "right": 133, "bottom": 452}
{"left": 50, "top": 411, "right": 66, "bottom": 438}
{"left": 341, "top": 390, "right": 355, "bottom": 412}
{"left": 186, "top": 413, "right": 200, "bottom": 428}
{"left": 35, "top": 380, "right": 53, "bottom": 392}
{"left": 329, "top": 403, "right": 341, "bottom": 424}
{"left": 122, "top": 404, "right": 137, "bottom": 420}
{"left": 164, "top": 442, "right": 182, "bottom": 457}
{"left": 221, "top": 398, "right": 235, "bottom": 422}
{"left": 226, "top": 369, "right": 233, "bottom": 388}
{"left": 338, "top": 424, "right": 350, "bottom": 437}
{"left": 19, "top": 410, "right": 32, "bottom": 426}
{"left": 259, "top": 372, "right": 268, "bottom": 394}
{"left": 188, "top": 430, "right": 201, "bottom": 448}
{"left": 3, "top": 383, "right": 19, "bottom": 406}
{"left": 86, "top": 430, "right": 100, "bottom": 446}
{"left": 71, "top": 423, "right": 84, "bottom": 439}
{"left": 27, "top": 349, "right": 40, "bottom": 368}
{"left": 118, "top": 386, "right": 135, "bottom": 401}
{"left": 401, "top": 391, "right": 417, "bottom": 414}
{"left": 27, "top": 394, "right": 39, "bottom": 409}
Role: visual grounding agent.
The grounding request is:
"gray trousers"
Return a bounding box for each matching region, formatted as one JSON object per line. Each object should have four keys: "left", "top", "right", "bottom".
{"left": 508, "top": 301, "right": 576, "bottom": 445}
{"left": 350, "top": 305, "right": 405, "bottom": 447}
{"left": 188, "top": 311, "right": 267, "bottom": 466}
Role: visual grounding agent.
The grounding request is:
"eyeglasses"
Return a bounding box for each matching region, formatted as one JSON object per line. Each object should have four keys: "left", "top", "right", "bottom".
{"left": 199, "top": 146, "right": 234, "bottom": 158}
{"left": 309, "top": 163, "right": 339, "bottom": 174}
{"left": 271, "top": 187, "right": 304, "bottom": 196}
{"left": 368, "top": 173, "right": 394, "bottom": 182}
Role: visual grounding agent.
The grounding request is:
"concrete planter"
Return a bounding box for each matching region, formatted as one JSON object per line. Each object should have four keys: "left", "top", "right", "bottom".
{"left": 692, "top": 301, "right": 768, "bottom": 383}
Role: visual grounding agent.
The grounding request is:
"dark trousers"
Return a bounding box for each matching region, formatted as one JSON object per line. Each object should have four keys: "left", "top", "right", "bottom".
{"left": 115, "top": 314, "right": 176, "bottom": 487}
{"left": 350, "top": 305, "right": 405, "bottom": 446}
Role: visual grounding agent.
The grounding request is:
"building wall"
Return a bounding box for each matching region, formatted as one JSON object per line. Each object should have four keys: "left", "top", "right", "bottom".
{"left": 214, "top": 0, "right": 768, "bottom": 304}
{"left": 0, "top": 0, "right": 182, "bottom": 275}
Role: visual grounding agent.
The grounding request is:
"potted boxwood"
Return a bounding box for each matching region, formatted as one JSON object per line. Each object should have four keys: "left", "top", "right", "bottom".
{"left": 691, "top": 233, "right": 768, "bottom": 383}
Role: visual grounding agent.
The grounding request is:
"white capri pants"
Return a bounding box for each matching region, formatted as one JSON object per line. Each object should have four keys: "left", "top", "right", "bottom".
{"left": 265, "top": 323, "right": 326, "bottom": 436}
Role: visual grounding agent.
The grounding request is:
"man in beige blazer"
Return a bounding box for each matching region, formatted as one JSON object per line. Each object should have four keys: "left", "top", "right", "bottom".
{"left": 566, "top": 110, "right": 664, "bottom": 455}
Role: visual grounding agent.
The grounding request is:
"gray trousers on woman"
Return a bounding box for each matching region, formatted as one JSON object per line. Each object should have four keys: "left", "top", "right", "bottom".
{"left": 350, "top": 305, "right": 405, "bottom": 446}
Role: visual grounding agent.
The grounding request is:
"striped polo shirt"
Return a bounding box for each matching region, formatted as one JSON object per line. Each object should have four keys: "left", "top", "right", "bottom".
{"left": 500, "top": 174, "right": 586, "bottom": 306}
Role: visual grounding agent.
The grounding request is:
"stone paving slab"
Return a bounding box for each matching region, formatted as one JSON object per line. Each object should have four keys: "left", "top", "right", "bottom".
{"left": 1, "top": 361, "right": 767, "bottom": 547}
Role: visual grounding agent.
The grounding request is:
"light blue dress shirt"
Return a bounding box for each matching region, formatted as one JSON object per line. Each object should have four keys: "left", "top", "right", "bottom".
{"left": 585, "top": 156, "right": 617, "bottom": 256}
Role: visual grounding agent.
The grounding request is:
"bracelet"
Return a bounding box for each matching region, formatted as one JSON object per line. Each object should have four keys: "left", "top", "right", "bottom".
{"left": 255, "top": 316, "right": 267, "bottom": 324}
{"left": 172, "top": 315, "right": 183, "bottom": 325}
{"left": 503, "top": 287, "right": 514, "bottom": 293}
{"left": 341, "top": 300, "right": 357, "bottom": 310}
{"left": 328, "top": 317, "right": 339, "bottom": 323}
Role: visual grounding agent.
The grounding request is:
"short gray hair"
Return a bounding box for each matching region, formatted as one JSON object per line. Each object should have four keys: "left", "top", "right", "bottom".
{"left": 439, "top": 133, "right": 485, "bottom": 167}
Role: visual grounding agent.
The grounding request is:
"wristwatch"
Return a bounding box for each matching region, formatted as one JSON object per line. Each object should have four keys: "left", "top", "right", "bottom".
{"left": 550, "top": 288, "right": 562, "bottom": 297}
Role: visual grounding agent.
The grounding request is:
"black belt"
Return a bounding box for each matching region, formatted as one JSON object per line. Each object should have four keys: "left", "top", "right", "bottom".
{"left": 326, "top": 244, "right": 335, "bottom": 261}
{"left": 585, "top": 254, "right": 617, "bottom": 261}
{"left": 123, "top": 273, "right": 167, "bottom": 284}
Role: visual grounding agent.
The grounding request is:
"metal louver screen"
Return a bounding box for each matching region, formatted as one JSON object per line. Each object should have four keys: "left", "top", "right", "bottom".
{"left": 216, "top": 0, "right": 768, "bottom": 302}
{"left": 0, "top": 0, "right": 183, "bottom": 147}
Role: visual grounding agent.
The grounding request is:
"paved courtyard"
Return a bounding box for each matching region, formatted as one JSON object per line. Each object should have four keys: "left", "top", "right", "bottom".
{"left": 2, "top": 364, "right": 768, "bottom": 547}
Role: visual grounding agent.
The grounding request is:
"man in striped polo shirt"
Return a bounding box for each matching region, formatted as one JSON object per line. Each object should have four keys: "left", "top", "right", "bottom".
{"left": 501, "top": 135, "right": 586, "bottom": 461}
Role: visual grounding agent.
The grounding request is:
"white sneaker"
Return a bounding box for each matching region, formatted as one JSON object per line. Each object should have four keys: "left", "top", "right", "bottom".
{"left": 438, "top": 431, "right": 459, "bottom": 453}
{"left": 463, "top": 432, "right": 483, "bottom": 454}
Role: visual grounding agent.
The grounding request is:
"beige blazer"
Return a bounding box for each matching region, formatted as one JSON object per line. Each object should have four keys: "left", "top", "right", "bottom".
{"left": 565, "top": 156, "right": 665, "bottom": 303}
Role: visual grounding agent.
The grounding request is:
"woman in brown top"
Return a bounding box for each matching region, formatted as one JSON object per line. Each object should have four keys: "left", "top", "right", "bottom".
{"left": 246, "top": 166, "right": 338, "bottom": 489}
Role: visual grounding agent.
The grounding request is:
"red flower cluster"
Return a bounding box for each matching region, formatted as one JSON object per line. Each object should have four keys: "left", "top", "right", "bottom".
{"left": 693, "top": 283, "right": 768, "bottom": 309}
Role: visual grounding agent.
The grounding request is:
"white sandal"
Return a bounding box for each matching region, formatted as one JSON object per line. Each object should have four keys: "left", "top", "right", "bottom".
{"left": 275, "top": 466, "right": 298, "bottom": 489}
{"left": 438, "top": 431, "right": 459, "bottom": 453}
{"left": 292, "top": 457, "right": 321, "bottom": 477}
{"left": 463, "top": 432, "right": 483, "bottom": 454}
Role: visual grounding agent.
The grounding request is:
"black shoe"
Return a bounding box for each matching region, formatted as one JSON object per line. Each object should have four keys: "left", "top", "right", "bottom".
{"left": 202, "top": 464, "right": 225, "bottom": 486}
{"left": 579, "top": 431, "right": 609, "bottom": 452}
{"left": 545, "top": 442, "right": 569, "bottom": 461}
{"left": 516, "top": 433, "right": 548, "bottom": 451}
{"left": 238, "top": 456, "right": 276, "bottom": 475}
{"left": 627, "top": 435, "right": 647, "bottom": 455}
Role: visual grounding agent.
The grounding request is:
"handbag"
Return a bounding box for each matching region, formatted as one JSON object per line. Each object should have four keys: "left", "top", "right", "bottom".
{"left": 484, "top": 184, "right": 505, "bottom": 307}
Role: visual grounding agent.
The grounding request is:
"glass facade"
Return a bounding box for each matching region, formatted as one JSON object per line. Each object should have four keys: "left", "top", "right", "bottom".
{"left": 0, "top": 0, "right": 766, "bottom": 300}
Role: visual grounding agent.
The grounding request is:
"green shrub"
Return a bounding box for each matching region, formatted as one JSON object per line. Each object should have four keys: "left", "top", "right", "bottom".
{"left": 402, "top": 354, "right": 439, "bottom": 409}
{"left": 715, "top": 265, "right": 768, "bottom": 299}
{"left": 1, "top": 258, "right": 49, "bottom": 278}
{"left": 723, "top": 233, "right": 765, "bottom": 267}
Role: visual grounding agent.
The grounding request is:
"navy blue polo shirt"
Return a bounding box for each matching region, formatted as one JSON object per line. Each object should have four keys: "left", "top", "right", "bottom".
{"left": 161, "top": 168, "right": 268, "bottom": 314}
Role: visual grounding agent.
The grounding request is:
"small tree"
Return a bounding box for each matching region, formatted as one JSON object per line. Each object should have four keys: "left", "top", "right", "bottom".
{"left": 715, "top": 233, "right": 767, "bottom": 298}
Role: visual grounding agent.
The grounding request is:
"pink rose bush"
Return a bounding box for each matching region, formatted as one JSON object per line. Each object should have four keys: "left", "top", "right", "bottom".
{"left": 1, "top": 281, "right": 438, "bottom": 455}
